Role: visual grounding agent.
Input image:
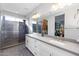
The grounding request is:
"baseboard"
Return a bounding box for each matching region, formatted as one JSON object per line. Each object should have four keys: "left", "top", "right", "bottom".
{"left": 0, "top": 42, "right": 24, "bottom": 50}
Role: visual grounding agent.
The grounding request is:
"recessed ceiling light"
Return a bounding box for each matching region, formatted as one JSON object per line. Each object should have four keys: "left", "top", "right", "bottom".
{"left": 58, "top": 3, "right": 72, "bottom": 8}
{"left": 51, "top": 3, "right": 72, "bottom": 11}
{"left": 51, "top": 4, "right": 59, "bottom": 11}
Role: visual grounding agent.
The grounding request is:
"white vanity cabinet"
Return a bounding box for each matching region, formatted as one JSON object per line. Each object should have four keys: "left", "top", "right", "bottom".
{"left": 25, "top": 36, "right": 51, "bottom": 56}
{"left": 25, "top": 36, "right": 36, "bottom": 55}
{"left": 25, "top": 35, "right": 78, "bottom": 56}
{"left": 53, "top": 47, "right": 76, "bottom": 56}
{"left": 35, "top": 40, "right": 51, "bottom": 56}
{"left": 49, "top": 45, "right": 76, "bottom": 56}
{"left": 25, "top": 36, "right": 29, "bottom": 47}
{"left": 25, "top": 36, "right": 40, "bottom": 55}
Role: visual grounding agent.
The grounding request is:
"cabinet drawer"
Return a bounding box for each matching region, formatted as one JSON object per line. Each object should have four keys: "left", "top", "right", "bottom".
{"left": 36, "top": 40, "right": 51, "bottom": 56}
{"left": 50, "top": 46, "right": 76, "bottom": 56}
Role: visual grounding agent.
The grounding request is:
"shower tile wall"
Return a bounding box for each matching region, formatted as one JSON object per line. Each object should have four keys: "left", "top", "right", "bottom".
{"left": 0, "top": 15, "right": 1, "bottom": 50}
{"left": 0, "top": 16, "right": 19, "bottom": 49}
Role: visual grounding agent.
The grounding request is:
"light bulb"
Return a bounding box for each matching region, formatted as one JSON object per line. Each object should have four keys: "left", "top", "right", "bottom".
{"left": 51, "top": 4, "right": 59, "bottom": 11}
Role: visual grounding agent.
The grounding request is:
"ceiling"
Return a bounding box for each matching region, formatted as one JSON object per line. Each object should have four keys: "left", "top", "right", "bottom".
{"left": 0, "top": 3, "right": 75, "bottom": 19}
{"left": 0, "top": 3, "right": 40, "bottom": 17}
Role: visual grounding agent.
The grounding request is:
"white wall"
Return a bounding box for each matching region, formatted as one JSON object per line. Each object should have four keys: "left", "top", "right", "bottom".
{"left": 27, "top": 18, "right": 33, "bottom": 33}
{"left": 48, "top": 4, "right": 79, "bottom": 40}
{"left": 0, "top": 12, "right": 1, "bottom": 31}
{"left": 28, "top": 4, "right": 79, "bottom": 40}
{"left": 48, "top": 15, "right": 55, "bottom": 36}
{"left": 1, "top": 10, "right": 26, "bottom": 19}
{"left": 64, "top": 4, "right": 79, "bottom": 40}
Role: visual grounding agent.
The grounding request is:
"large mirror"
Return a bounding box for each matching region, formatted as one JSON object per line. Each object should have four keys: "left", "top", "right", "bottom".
{"left": 55, "top": 14, "right": 65, "bottom": 37}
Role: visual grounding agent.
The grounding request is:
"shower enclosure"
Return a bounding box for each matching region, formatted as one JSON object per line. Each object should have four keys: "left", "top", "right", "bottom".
{"left": 0, "top": 15, "right": 26, "bottom": 49}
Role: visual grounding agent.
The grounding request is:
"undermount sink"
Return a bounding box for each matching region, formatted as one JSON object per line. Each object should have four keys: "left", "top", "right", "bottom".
{"left": 32, "top": 33, "right": 79, "bottom": 44}
{"left": 76, "top": 40, "right": 79, "bottom": 43}
{"left": 49, "top": 39, "right": 65, "bottom": 45}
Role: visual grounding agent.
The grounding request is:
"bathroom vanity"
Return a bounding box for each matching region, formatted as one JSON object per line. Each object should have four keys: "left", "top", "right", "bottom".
{"left": 25, "top": 33, "right": 79, "bottom": 56}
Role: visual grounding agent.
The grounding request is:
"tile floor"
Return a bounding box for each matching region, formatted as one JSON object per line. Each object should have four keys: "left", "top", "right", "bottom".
{"left": 0, "top": 43, "right": 33, "bottom": 56}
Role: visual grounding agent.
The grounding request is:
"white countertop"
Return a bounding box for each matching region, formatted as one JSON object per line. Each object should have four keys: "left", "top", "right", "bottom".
{"left": 26, "top": 33, "right": 79, "bottom": 55}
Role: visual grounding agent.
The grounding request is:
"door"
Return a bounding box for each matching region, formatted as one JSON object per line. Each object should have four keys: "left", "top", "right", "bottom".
{"left": 19, "top": 22, "right": 25, "bottom": 42}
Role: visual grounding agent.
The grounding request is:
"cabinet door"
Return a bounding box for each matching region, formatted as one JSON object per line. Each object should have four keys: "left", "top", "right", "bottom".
{"left": 36, "top": 40, "right": 51, "bottom": 56}
{"left": 25, "top": 36, "right": 39, "bottom": 56}
{"left": 29, "top": 37, "right": 35, "bottom": 54}
{"left": 32, "top": 40, "right": 39, "bottom": 56}
{"left": 50, "top": 46, "right": 76, "bottom": 56}
{"left": 25, "top": 36, "right": 29, "bottom": 47}
{"left": 26, "top": 36, "right": 35, "bottom": 54}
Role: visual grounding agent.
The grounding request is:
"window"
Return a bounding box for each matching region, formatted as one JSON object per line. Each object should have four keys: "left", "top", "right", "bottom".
{"left": 5, "top": 15, "right": 23, "bottom": 22}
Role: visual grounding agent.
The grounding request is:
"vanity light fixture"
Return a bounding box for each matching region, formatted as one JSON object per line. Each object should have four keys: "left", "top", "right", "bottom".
{"left": 32, "top": 13, "right": 40, "bottom": 19}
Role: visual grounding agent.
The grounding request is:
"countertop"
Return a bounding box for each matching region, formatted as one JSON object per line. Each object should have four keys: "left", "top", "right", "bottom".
{"left": 26, "top": 33, "right": 79, "bottom": 56}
